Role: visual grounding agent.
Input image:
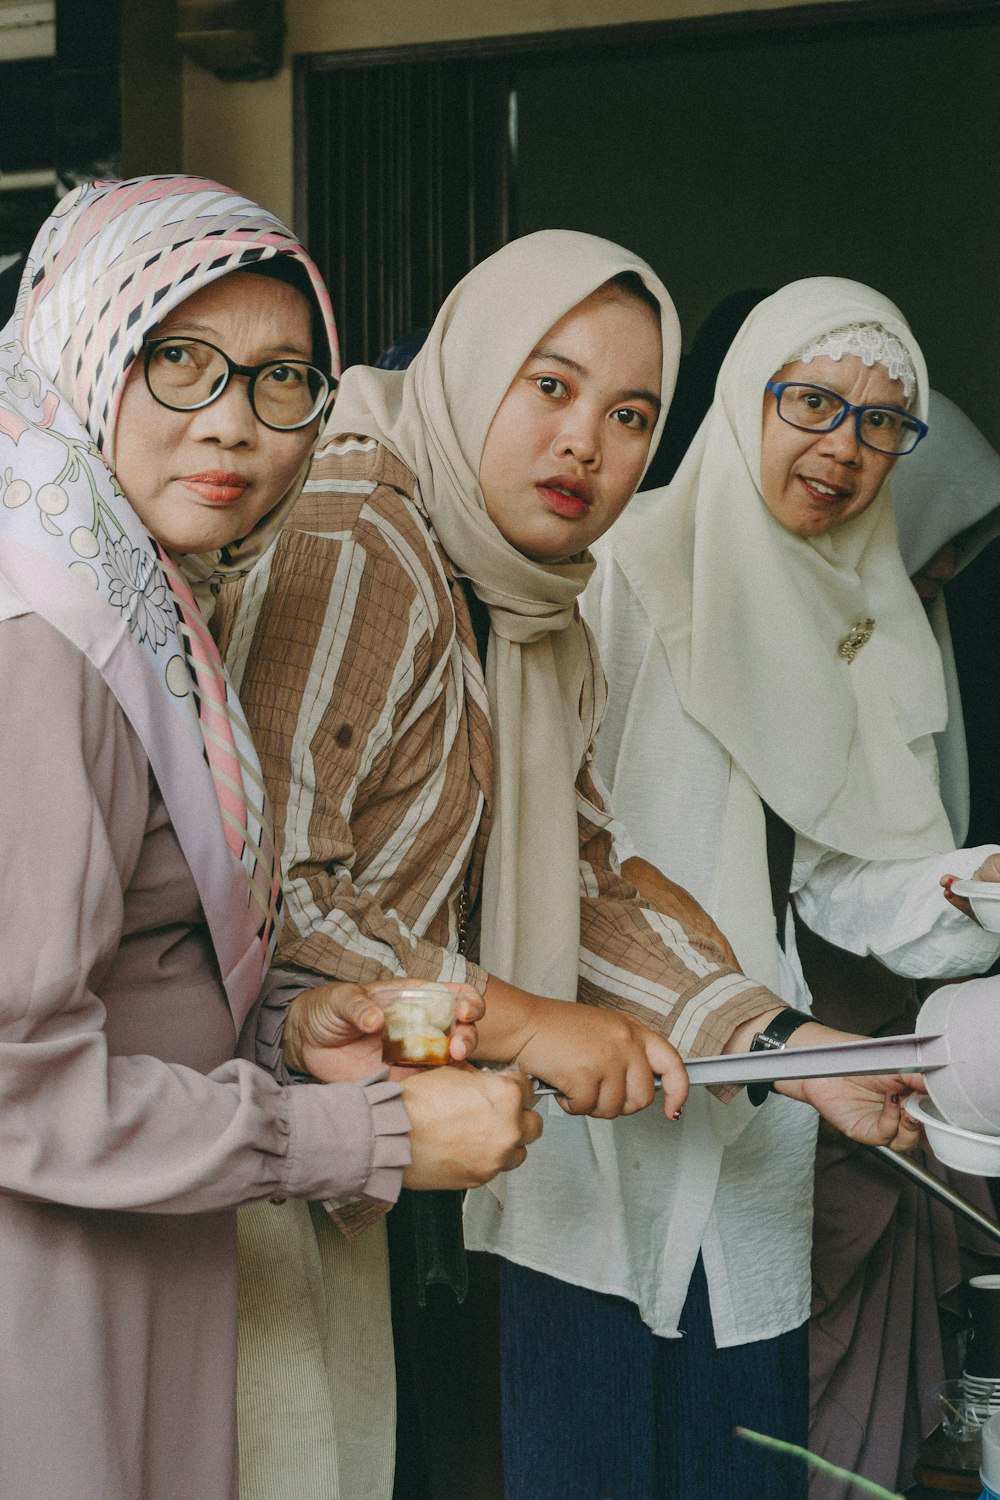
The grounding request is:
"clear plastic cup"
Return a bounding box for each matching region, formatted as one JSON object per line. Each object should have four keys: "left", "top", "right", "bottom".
{"left": 934, "top": 1378, "right": 983, "bottom": 1444}
{"left": 369, "top": 981, "right": 457, "bottom": 1066}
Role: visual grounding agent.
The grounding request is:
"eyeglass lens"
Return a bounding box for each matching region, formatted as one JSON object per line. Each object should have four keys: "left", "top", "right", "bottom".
{"left": 776, "top": 384, "right": 922, "bottom": 454}
{"left": 146, "top": 339, "right": 327, "bottom": 429}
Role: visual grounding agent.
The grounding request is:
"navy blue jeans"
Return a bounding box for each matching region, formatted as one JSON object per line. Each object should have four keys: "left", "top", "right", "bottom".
{"left": 499, "top": 1257, "right": 808, "bottom": 1500}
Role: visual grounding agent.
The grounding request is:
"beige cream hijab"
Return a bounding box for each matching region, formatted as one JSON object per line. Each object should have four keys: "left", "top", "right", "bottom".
{"left": 609, "top": 276, "right": 954, "bottom": 864}
{"left": 330, "top": 231, "right": 681, "bottom": 1000}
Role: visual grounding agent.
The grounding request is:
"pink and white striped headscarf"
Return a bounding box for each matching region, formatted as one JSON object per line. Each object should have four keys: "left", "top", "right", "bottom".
{"left": 0, "top": 176, "right": 339, "bottom": 1018}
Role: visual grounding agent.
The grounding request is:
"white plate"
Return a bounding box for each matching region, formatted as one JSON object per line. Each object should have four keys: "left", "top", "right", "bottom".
{"left": 949, "top": 879, "right": 1000, "bottom": 932}
{"left": 905, "top": 1094, "right": 1000, "bottom": 1176}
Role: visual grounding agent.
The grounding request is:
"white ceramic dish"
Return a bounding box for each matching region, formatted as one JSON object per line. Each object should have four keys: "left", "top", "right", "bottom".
{"left": 949, "top": 878, "right": 1000, "bottom": 933}
{"left": 905, "top": 1094, "right": 1000, "bottom": 1176}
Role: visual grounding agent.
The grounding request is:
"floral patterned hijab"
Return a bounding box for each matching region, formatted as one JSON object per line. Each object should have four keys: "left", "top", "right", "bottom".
{"left": 0, "top": 175, "right": 339, "bottom": 1026}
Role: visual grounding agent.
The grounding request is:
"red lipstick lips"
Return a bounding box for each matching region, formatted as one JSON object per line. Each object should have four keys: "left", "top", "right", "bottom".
{"left": 537, "top": 474, "right": 592, "bottom": 519}
{"left": 182, "top": 471, "right": 249, "bottom": 504}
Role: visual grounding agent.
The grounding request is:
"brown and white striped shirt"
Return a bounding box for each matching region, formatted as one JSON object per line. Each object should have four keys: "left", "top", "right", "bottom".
{"left": 214, "top": 435, "right": 773, "bottom": 1063}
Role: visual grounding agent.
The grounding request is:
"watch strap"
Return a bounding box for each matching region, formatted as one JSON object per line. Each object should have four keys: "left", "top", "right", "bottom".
{"left": 747, "top": 1007, "right": 813, "bottom": 1106}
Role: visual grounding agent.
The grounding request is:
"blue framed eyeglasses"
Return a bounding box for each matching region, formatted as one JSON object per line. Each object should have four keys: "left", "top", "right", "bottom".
{"left": 765, "top": 381, "right": 928, "bottom": 456}
{"left": 143, "top": 336, "right": 335, "bottom": 432}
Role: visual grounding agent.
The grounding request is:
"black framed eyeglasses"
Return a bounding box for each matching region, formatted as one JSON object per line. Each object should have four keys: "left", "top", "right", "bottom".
{"left": 765, "top": 380, "right": 928, "bottom": 456}
{"left": 143, "top": 336, "right": 335, "bottom": 432}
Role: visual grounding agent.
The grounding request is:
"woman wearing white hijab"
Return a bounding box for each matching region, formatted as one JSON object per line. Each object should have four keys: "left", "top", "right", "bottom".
{"left": 548, "top": 277, "right": 1000, "bottom": 1499}
{"left": 802, "top": 387, "right": 1000, "bottom": 1496}
{"left": 220, "top": 245, "right": 934, "bottom": 1498}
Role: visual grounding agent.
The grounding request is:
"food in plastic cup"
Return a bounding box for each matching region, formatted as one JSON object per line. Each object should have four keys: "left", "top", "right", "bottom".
{"left": 369, "top": 982, "right": 457, "bottom": 1066}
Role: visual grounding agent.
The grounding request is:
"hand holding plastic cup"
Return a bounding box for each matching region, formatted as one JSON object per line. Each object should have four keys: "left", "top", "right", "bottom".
{"left": 369, "top": 981, "right": 459, "bottom": 1067}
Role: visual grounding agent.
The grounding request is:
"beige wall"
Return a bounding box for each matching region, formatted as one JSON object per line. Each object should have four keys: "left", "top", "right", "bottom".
{"left": 182, "top": 0, "right": 846, "bottom": 224}
{"left": 283, "top": 0, "right": 844, "bottom": 51}
{"left": 122, "top": 0, "right": 182, "bottom": 177}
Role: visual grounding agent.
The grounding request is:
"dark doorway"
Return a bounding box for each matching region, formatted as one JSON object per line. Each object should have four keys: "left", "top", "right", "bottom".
{"left": 298, "top": 55, "right": 511, "bottom": 367}
{"left": 296, "top": 0, "right": 1000, "bottom": 443}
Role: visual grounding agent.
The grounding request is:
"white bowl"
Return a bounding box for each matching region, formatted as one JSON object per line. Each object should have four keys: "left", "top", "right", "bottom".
{"left": 917, "top": 979, "right": 1000, "bottom": 1135}
{"left": 950, "top": 878, "right": 1000, "bottom": 933}
{"left": 905, "top": 1094, "right": 1000, "bottom": 1176}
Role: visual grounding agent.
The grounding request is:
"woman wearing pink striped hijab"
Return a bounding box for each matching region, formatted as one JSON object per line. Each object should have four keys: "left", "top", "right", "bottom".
{"left": 0, "top": 175, "right": 536, "bottom": 1500}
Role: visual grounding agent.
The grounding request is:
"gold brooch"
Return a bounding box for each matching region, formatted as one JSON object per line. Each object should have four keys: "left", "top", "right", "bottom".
{"left": 838, "top": 618, "right": 875, "bottom": 664}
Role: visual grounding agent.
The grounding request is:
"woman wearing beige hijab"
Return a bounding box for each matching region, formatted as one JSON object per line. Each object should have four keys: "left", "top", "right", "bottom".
{"left": 577, "top": 277, "right": 1000, "bottom": 1498}
{"left": 218, "top": 244, "right": 929, "bottom": 1497}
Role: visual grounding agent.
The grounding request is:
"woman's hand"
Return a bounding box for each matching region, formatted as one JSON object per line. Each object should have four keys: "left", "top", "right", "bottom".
{"left": 941, "top": 851, "right": 1000, "bottom": 923}
{"left": 504, "top": 991, "right": 689, "bottom": 1121}
{"left": 400, "top": 1065, "right": 543, "bottom": 1190}
{"left": 283, "top": 980, "right": 484, "bottom": 1082}
{"left": 770, "top": 1022, "right": 925, "bottom": 1150}
{"left": 777, "top": 1072, "right": 926, "bottom": 1149}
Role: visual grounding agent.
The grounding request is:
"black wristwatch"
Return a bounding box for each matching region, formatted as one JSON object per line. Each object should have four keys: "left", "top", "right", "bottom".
{"left": 747, "top": 1008, "right": 813, "bottom": 1107}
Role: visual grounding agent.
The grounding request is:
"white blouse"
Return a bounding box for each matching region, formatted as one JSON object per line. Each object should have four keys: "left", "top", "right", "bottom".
{"left": 466, "top": 547, "right": 1000, "bottom": 1346}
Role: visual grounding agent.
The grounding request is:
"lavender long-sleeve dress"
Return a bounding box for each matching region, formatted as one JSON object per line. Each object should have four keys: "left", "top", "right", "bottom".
{"left": 0, "top": 604, "right": 407, "bottom": 1500}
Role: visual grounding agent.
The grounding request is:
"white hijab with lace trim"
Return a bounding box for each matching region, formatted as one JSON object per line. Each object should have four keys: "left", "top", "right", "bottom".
{"left": 329, "top": 230, "right": 681, "bottom": 1000}
{"left": 609, "top": 275, "right": 954, "bottom": 866}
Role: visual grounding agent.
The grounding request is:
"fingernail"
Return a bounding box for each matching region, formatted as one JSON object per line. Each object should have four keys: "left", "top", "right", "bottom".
{"left": 361, "top": 1008, "right": 382, "bottom": 1030}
